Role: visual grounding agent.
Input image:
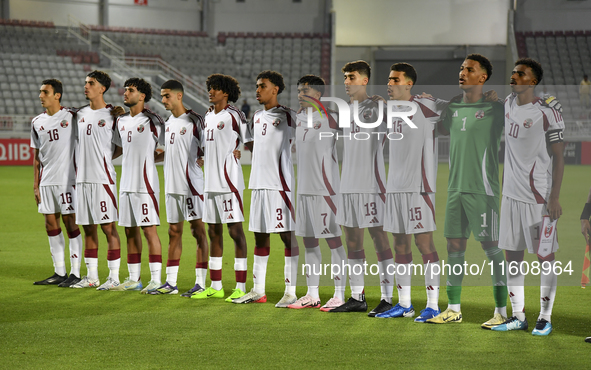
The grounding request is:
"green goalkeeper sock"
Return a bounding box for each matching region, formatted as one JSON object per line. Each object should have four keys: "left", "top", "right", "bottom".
{"left": 446, "top": 251, "right": 465, "bottom": 305}
{"left": 484, "top": 246, "right": 508, "bottom": 308}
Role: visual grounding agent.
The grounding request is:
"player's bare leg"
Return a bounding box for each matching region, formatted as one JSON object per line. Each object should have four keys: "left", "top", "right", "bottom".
{"left": 275, "top": 231, "right": 299, "bottom": 307}
{"left": 100, "top": 222, "right": 121, "bottom": 285}
{"left": 206, "top": 223, "right": 224, "bottom": 293}
{"left": 141, "top": 225, "right": 162, "bottom": 292}
{"left": 368, "top": 226, "right": 394, "bottom": 315}
{"left": 59, "top": 213, "right": 83, "bottom": 284}
{"left": 227, "top": 222, "right": 247, "bottom": 294}
{"left": 80, "top": 224, "right": 101, "bottom": 283}
{"left": 414, "top": 232, "right": 440, "bottom": 316}
{"left": 331, "top": 226, "right": 368, "bottom": 312}
{"left": 480, "top": 240, "right": 508, "bottom": 323}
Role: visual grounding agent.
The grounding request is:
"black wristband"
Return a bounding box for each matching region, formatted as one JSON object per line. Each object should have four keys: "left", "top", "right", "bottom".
{"left": 582, "top": 203, "right": 591, "bottom": 220}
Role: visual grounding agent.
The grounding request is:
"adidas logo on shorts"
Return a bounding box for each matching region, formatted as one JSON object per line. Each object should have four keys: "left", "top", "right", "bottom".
{"left": 275, "top": 222, "right": 284, "bottom": 229}
{"left": 101, "top": 215, "right": 110, "bottom": 221}
{"left": 227, "top": 214, "right": 234, "bottom": 220}
{"left": 321, "top": 228, "right": 331, "bottom": 235}
{"left": 369, "top": 217, "right": 379, "bottom": 224}
{"left": 142, "top": 217, "right": 150, "bottom": 223}
{"left": 414, "top": 222, "right": 424, "bottom": 230}
{"left": 189, "top": 211, "right": 197, "bottom": 217}
{"left": 66, "top": 205, "right": 74, "bottom": 211}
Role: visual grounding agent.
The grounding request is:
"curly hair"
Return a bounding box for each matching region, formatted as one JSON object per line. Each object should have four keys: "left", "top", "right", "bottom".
{"left": 515, "top": 58, "right": 543, "bottom": 85}
{"left": 256, "top": 70, "right": 285, "bottom": 94}
{"left": 206, "top": 74, "right": 241, "bottom": 103}
{"left": 466, "top": 54, "right": 493, "bottom": 82}
{"left": 124, "top": 77, "right": 152, "bottom": 103}
{"left": 87, "top": 70, "right": 111, "bottom": 93}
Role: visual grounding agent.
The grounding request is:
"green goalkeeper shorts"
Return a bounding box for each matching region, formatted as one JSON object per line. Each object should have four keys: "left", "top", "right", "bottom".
{"left": 444, "top": 191, "right": 500, "bottom": 242}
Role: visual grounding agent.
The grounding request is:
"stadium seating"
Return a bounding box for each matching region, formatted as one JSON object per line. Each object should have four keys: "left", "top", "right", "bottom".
{"left": 0, "top": 19, "right": 331, "bottom": 119}
{"left": 516, "top": 30, "right": 591, "bottom": 123}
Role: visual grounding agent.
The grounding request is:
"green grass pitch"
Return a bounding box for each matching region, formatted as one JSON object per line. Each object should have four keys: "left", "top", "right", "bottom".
{"left": 0, "top": 164, "right": 590, "bottom": 369}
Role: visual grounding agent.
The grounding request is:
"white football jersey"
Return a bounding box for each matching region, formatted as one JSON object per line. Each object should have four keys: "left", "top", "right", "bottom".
{"left": 163, "top": 110, "right": 204, "bottom": 196}
{"left": 295, "top": 109, "right": 340, "bottom": 196}
{"left": 30, "top": 107, "right": 77, "bottom": 186}
{"left": 503, "top": 94, "right": 565, "bottom": 204}
{"left": 340, "top": 98, "right": 387, "bottom": 194}
{"left": 202, "top": 105, "right": 251, "bottom": 193}
{"left": 248, "top": 105, "right": 296, "bottom": 191}
{"left": 387, "top": 95, "right": 446, "bottom": 193}
{"left": 113, "top": 109, "right": 164, "bottom": 194}
{"left": 75, "top": 105, "right": 117, "bottom": 185}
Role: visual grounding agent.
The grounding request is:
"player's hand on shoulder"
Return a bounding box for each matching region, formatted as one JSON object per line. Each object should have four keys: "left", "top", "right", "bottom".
{"left": 547, "top": 197, "right": 562, "bottom": 221}
{"left": 542, "top": 95, "right": 563, "bottom": 114}
{"left": 419, "top": 92, "right": 433, "bottom": 99}
{"left": 369, "top": 95, "right": 386, "bottom": 103}
{"left": 111, "top": 106, "right": 126, "bottom": 117}
{"left": 483, "top": 90, "right": 498, "bottom": 102}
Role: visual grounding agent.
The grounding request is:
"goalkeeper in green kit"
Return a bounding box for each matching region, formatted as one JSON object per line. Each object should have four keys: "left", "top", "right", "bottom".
{"left": 427, "top": 54, "right": 508, "bottom": 328}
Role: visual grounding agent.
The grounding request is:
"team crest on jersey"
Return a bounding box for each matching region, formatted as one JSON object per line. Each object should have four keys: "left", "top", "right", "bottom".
{"left": 60, "top": 120, "right": 68, "bottom": 128}
{"left": 544, "top": 224, "right": 553, "bottom": 238}
{"left": 523, "top": 118, "right": 533, "bottom": 128}
{"left": 363, "top": 110, "right": 373, "bottom": 120}
{"left": 475, "top": 110, "right": 485, "bottom": 119}
{"left": 180, "top": 127, "right": 187, "bottom": 135}
{"left": 273, "top": 118, "right": 281, "bottom": 127}
{"left": 98, "top": 119, "right": 106, "bottom": 127}
{"left": 217, "top": 121, "right": 225, "bottom": 130}
{"left": 137, "top": 124, "right": 145, "bottom": 133}
{"left": 313, "top": 121, "right": 322, "bottom": 130}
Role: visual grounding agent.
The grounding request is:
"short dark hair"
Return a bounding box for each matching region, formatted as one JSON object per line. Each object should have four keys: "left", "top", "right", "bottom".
{"left": 390, "top": 63, "right": 417, "bottom": 85}
{"left": 87, "top": 70, "right": 111, "bottom": 93}
{"left": 124, "top": 77, "right": 152, "bottom": 103}
{"left": 515, "top": 58, "right": 543, "bottom": 85}
{"left": 297, "top": 74, "right": 325, "bottom": 96}
{"left": 41, "top": 78, "right": 63, "bottom": 102}
{"left": 161, "top": 79, "right": 184, "bottom": 93}
{"left": 256, "top": 70, "right": 285, "bottom": 94}
{"left": 206, "top": 74, "right": 241, "bottom": 103}
{"left": 465, "top": 54, "right": 493, "bottom": 81}
{"left": 342, "top": 60, "right": 371, "bottom": 80}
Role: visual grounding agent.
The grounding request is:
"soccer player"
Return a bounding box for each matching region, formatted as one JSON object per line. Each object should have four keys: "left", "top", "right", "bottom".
{"left": 287, "top": 75, "right": 348, "bottom": 310}
{"left": 149, "top": 79, "right": 209, "bottom": 296}
{"left": 583, "top": 186, "right": 591, "bottom": 343}
{"left": 110, "top": 78, "right": 164, "bottom": 293}
{"left": 192, "top": 74, "right": 250, "bottom": 302}
{"left": 71, "top": 70, "right": 122, "bottom": 289}
{"left": 232, "top": 70, "right": 299, "bottom": 306}
{"left": 375, "top": 63, "right": 444, "bottom": 321}
{"left": 427, "top": 54, "right": 508, "bottom": 327}
{"left": 31, "top": 79, "right": 83, "bottom": 287}
{"left": 330, "top": 60, "right": 394, "bottom": 316}
{"left": 492, "top": 58, "right": 564, "bottom": 336}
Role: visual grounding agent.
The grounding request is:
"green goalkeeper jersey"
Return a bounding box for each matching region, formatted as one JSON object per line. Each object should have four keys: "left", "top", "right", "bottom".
{"left": 442, "top": 97, "right": 504, "bottom": 198}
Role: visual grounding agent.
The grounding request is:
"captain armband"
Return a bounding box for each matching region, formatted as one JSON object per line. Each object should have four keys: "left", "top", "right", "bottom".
{"left": 546, "top": 129, "right": 564, "bottom": 144}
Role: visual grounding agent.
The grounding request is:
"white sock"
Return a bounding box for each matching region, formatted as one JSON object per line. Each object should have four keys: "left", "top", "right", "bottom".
{"left": 210, "top": 256, "right": 223, "bottom": 291}
{"left": 330, "top": 245, "right": 347, "bottom": 301}
{"left": 234, "top": 257, "right": 247, "bottom": 292}
{"left": 349, "top": 258, "right": 365, "bottom": 301}
{"left": 424, "top": 261, "right": 440, "bottom": 310}
{"left": 166, "top": 265, "right": 179, "bottom": 287}
{"left": 128, "top": 263, "right": 141, "bottom": 282}
{"left": 107, "top": 258, "right": 120, "bottom": 282}
{"left": 539, "top": 260, "right": 557, "bottom": 322}
{"left": 494, "top": 306, "right": 507, "bottom": 317}
{"left": 48, "top": 230, "right": 66, "bottom": 276}
{"left": 378, "top": 256, "right": 394, "bottom": 304}
{"left": 149, "top": 262, "right": 162, "bottom": 285}
{"left": 86, "top": 257, "right": 99, "bottom": 280}
{"left": 253, "top": 247, "right": 270, "bottom": 295}
{"left": 195, "top": 266, "right": 207, "bottom": 287}
{"left": 284, "top": 247, "right": 299, "bottom": 295}
{"left": 68, "top": 233, "right": 82, "bottom": 277}
{"left": 395, "top": 262, "right": 412, "bottom": 308}
{"left": 304, "top": 244, "right": 321, "bottom": 299}
{"left": 507, "top": 263, "right": 526, "bottom": 321}
{"left": 448, "top": 303, "right": 461, "bottom": 312}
